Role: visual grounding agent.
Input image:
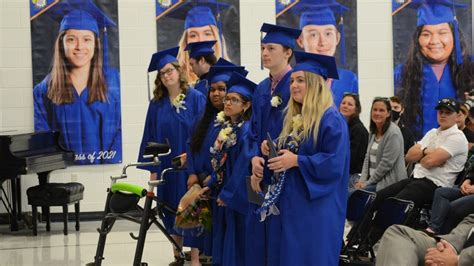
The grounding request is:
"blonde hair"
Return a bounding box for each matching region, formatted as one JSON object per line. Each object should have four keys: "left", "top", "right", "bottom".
{"left": 177, "top": 25, "right": 229, "bottom": 84}
{"left": 48, "top": 31, "right": 107, "bottom": 104}
{"left": 279, "top": 72, "right": 334, "bottom": 146}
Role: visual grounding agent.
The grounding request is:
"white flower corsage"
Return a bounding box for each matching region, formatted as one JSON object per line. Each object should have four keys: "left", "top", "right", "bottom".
{"left": 214, "top": 111, "right": 226, "bottom": 126}
{"left": 271, "top": 95, "right": 282, "bottom": 108}
{"left": 172, "top": 93, "right": 187, "bottom": 113}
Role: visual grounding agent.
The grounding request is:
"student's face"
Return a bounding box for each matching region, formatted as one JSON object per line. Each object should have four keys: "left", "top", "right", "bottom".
{"left": 187, "top": 25, "right": 216, "bottom": 43}
{"left": 159, "top": 63, "right": 180, "bottom": 88}
{"left": 390, "top": 101, "right": 403, "bottom": 113}
{"left": 209, "top": 81, "right": 226, "bottom": 110}
{"left": 457, "top": 109, "right": 468, "bottom": 128}
{"left": 340, "top": 96, "right": 357, "bottom": 119}
{"left": 437, "top": 108, "right": 458, "bottom": 129}
{"left": 223, "top": 92, "right": 248, "bottom": 119}
{"left": 298, "top": 24, "right": 340, "bottom": 56}
{"left": 189, "top": 57, "right": 206, "bottom": 77}
{"left": 261, "top": 43, "right": 290, "bottom": 70}
{"left": 63, "top": 29, "right": 95, "bottom": 69}
{"left": 290, "top": 71, "right": 307, "bottom": 104}
{"left": 371, "top": 101, "right": 390, "bottom": 126}
{"left": 418, "top": 23, "right": 454, "bottom": 64}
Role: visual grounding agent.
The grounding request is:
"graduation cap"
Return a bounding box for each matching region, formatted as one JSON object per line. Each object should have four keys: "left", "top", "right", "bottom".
{"left": 147, "top": 47, "right": 180, "bottom": 72}
{"left": 207, "top": 58, "right": 248, "bottom": 84}
{"left": 403, "top": 0, "right": 467, "bottom": 64}
{"left": 31, "top": 0, "right": 117, "bottom": 71}
{"left": 260, "top": 23, "right": 302, "bottom": 49}
{"left": 185, "top": 40, "right": 217, "bottom": 59}
{"left": 293, "top": 51, "right": 339, "bottom": 80}
{"left": 226, "top": 72, "right": 257, "bottom": 101}
{"left": 286, "top": 0, "right": 349, "bottom": 66}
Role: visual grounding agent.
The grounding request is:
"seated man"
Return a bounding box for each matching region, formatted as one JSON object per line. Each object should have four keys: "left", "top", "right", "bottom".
{"left": 373, "top": 98, "right": 468, "bottom": 209}
{"left": 376, "top": 213, "right": 474, "bottom": 265}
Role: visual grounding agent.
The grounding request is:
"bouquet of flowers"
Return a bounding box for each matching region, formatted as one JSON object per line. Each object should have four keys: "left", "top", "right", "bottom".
{"left": 175, "top": 184, "right": 212, "bottom": 233}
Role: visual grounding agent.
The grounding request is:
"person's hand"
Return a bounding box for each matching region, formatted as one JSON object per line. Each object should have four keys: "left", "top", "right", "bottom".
{"left": 198, "top": 187, "right": 210, "bottom": 200}
{"left": 187, "top": 174, "right": 199, "bottom": 189}
{"left": 150, "top": 172, "right": 157, "bottom": 181}
{"left": 424, "top": 239, "right": 458, "bottom": 266}
{"left": 460, "top": 179, "right": 472, "bottom": 195}
{"left": 251, "top": 156, "right": 265, "bottom": 178}
{"left": 216, "top": 198, "right": 226, "bottom": 207}
{"left": 354, "top": 181, "right": 366, "bottom": 189}
{"left": 250, "top": 174, "right": 263, "bottom": 193}
{"left": 268, "top": 150, "right": 298, "bottom": 173}
{"left": 261, "top": 140, "right": 270, "bottom": 156}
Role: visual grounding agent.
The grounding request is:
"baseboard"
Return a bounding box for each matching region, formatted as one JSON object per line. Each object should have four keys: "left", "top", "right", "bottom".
{"left": 0, "top": 211, "right": 104, "bottom": 224}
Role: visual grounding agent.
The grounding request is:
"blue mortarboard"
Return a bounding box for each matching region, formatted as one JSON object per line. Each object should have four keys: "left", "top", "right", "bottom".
{"left": 293, "top": 51, "right": 339, "bottom": 80}
{"left": 32, "top": 0, "right": 117, "bottom": 70}
{"left": 185, "top": 40, "right": 217, "bottom": 58}
{"left": 287, "top": 0, "right": 349, "bottom": 66}
{"left": 165, "top": 0, "right": 230, "bottom": 29}
{"left": 207, "top": 58, "right": 248, "bottom": 84}
{"left": 147, "top": 47, "right": 180, "bottom": 72}
{"left": 226, "top": 72, "right": 257, "bottom": 101}
{"left": 260, "top": 23, "right": 302, "bottom": 49}
{"left": 404, "top": 0, "right": 467, "bottom": 64}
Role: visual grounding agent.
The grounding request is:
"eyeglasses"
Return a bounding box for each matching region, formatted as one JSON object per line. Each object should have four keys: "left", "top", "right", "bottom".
{"left": 159, "top": 68, "right": 175, "bottom": 78}
{"left": 223, "top": 96, "right": 243, "bottom": 105}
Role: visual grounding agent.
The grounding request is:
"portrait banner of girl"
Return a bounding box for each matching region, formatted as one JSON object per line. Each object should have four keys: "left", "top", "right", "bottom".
{"left": 30, "top": 0, "right": 122, "bottom": 165}
{"left": 392, "top": 0, "right": 473, "bottom": 139}
{"left": 276, "top": 0, "right": 359, "bottom": 108}
{"left": 155, "top": 0, "right": 240, "bottom": 84}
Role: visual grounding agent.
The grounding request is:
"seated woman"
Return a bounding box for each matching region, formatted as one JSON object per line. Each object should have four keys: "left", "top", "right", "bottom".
{"left": 354, "top": 97, "right": 407, "bottom": 192}
{"left": 339, "top": 93, "right": 368, "bottom": 177}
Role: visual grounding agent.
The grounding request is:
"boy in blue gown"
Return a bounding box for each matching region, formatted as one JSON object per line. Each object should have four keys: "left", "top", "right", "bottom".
{"left": 185, "top": 40, "right": 218, "bottom": 96}
{"left": 138, "top": 47, "right": 206, "bottom": 265}
{"left": 33, "top": 2, "right": 122, "bottom": 164}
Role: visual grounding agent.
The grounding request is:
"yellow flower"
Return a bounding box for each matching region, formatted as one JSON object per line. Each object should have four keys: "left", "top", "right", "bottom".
{"left": 215, "top": 111, "right": 226, "bottom": 124}
{"left": 218, "top": 127, "right": 233, "bottom": 141}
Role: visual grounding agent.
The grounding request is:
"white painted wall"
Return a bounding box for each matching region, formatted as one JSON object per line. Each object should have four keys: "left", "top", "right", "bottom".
{"left": 0, "top": 0, "right": 394, "bottom": 213}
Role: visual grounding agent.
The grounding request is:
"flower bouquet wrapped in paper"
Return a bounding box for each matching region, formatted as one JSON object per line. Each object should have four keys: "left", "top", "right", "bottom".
{"left": 175, "top": 184, "right": 211, "bottom": 235}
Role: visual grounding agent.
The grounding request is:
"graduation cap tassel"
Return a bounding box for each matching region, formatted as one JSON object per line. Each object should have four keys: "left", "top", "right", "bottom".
{"left": 103, "top": 26, "right": 110, "bottom": 72}
{"left": 147, "top": 72, "right": 152, "bottom": 101}
{"left": 216, "top": 5, "right": 225, "bottom": 59}
{"left": 339, "top": 16, "right": 346, "bottom": 67}
{"left": 452, "top": 17, "right": 463, "bottom": 65}
{"left": 260, "top": 31, "right": 264, "bottom": 70}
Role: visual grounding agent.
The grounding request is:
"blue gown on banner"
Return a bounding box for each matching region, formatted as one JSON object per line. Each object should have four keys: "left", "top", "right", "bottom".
{"left": 331, "top": 68, "right": 359, "bottom": 108}
{"left": 137, "top": 88, "right": 206, "bottom": 235}
{"left": 33, "top": 70, "right": 122, "bottom": 164}
{"left": 243, "top": 72, "right": 291, "bottom": 266}
{"left": 210, "top": 122, "right": 250, "bottom": 266}
{"left": 394, "top": 64, "right": 457, "bottom": 137}
{"left": 184, "top": 116, "right": 220, "bottom": 255}
{"left": 276, "top": 107, "right": 350, "bottom": 266}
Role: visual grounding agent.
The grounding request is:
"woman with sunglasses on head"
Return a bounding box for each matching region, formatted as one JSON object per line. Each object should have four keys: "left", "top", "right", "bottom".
{"left": 138, "top": 47, "right": 206, "bottom": 266}
{"left": 340, "top": 93, "right": 369, "bottom": 178}
{"left": 185, "top": 59, "right": 247, "bottom": 266}
{"left": 199, "top": 72, "right": 255, "bottom": 266}
{"left": 259, "top": 52, "right": 349, "bottom": 265}
{"left": 353, "top": 97, "right": 407, "bottom": 192}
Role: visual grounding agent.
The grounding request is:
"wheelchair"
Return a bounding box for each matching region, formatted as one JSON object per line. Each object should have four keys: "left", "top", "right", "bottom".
{"left": 87, "top": 142, "right": 186, "bottom": 266}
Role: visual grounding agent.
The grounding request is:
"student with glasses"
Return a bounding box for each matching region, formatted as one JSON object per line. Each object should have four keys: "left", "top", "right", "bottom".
{"left": 339, "top": 93, "right": 369, "bottom": 177}
{"left": 198, "top": 72, "right": 255, "bottom": 266}
{"left": 353, "top": 97, "right": 407, "bottom": 192}
{"left": 138, "top": 47, "right": 206, "bottom": 266}
{"left": 185, "top": 59, "right": 247, "bottom": 265}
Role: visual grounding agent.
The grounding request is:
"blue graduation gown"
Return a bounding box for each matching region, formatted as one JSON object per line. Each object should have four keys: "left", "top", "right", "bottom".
{"left": 33, "top": 69, "right": 122, "bottom": 164}
{"left": 184, "top": 116, "right": 220, "bottom": 254}
{"left": 194, "top": 74, "right": 209, "bottom": 96}
{"left": 211, "top": 122, "right": 250, "bottom": 266}
{"left": 137, "top": 88, "right": 206, "bottom": 235}
{"left": 244, "top": 72, "right": 291, "bottom": 266}
{"left": 276, "top": 107, "right": 350, "bottom": 266}
{"left": 394, "top": 64, "right": 457, "bottom": 136}
{"left": 331, "top": 68, "right": 359, "bottom": 108}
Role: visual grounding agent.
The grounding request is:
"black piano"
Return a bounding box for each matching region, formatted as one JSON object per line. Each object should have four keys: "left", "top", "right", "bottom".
{"left": 0, "top": 131, "right": 74, "bottom": 231}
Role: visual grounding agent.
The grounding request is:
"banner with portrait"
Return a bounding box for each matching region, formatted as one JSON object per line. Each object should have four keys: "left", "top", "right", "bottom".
{"left": 155, "top": 0, "right": 241, "bottom": 84}
{"left": 275, "top": 0, "right": 359, "bottom": 107}
{"left": 30, "top": 0, "right": 122, "bottom": 165}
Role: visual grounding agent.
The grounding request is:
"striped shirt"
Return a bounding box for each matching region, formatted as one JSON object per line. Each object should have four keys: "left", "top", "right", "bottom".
{"left": 368, "top": 139, "right": 380, "bottom": 178}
